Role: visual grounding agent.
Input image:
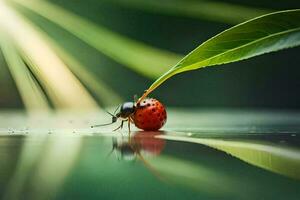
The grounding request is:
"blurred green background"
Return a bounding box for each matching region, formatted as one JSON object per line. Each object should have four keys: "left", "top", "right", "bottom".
{"left": 1, "top": 2, "right": 300, "bottom": 199}
{"left": 0, "top": 0, "right": 300, "bottom": 110}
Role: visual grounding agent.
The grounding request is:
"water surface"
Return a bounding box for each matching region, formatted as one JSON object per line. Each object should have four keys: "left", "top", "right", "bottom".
{"left": 0, "top": 110, "right": 299, "bottom": 200}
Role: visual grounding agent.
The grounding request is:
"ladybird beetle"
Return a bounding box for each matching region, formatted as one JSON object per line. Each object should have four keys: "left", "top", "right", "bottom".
{"left": 91, "top": 98, "right": 167, "bottom": 131}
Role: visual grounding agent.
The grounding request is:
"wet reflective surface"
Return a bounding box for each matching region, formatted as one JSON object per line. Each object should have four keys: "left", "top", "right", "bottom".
{"left": 0, "top": 110, "right": 300, "bottom": 200}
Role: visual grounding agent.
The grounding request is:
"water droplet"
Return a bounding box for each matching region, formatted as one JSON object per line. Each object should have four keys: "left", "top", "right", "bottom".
{"left": 187, "top": 133, "right": 193, "bottom": 137}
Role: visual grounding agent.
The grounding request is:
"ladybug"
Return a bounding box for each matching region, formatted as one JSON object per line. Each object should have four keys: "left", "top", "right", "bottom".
{"left": 91, "top": 98, "right": 167, "bottom": 131}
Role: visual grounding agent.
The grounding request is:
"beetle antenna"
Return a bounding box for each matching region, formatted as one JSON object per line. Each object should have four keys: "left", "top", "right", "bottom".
{"left": 105, "top": 109, "right": 116, "bottom": 117}
{"left": 113, "top": 104, "right": 121, "bottom": 115}
{"left": 91, "top": 109, "right": 118, "bottom": 128}
{"left": 91, "top": 121, "right": 116, "bottom": 128}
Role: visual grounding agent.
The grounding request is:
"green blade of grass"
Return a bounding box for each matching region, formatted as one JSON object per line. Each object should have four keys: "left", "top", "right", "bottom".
{"left": 11, "top": 0, "right": 181, "bottom": 79}
{"left": 112, "top": 0, "right": 273, "bottom": 24}
{"left": 0, "top": 0, "right": 98, "bottom": 110}
{"left": 39, "top": 30, "right": 123, "bottom": 106}
{"left": 0, "top": 29, "right": 50, "bottom": 111}
{"left": 140, "top": 9, "right": 300, "bottom": 100}
{"left": 8, "top": 2, "right": 123, "bottom": 107}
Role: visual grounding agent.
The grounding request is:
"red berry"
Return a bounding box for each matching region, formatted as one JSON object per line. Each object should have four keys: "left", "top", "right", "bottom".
{"left": 133, "top": 98, "right": 167, "bottom": 131}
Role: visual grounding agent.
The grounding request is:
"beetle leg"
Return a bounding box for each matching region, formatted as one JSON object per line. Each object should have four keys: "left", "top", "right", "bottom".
{"left": 128, "top": 119, "right": 131, "bottom": 133}
{"left": 128, "top": 116, "right": 136, "bottom": 134}
{"left": 121, "top": 120, "right": 125, "bottom": 129}
{"left": 113, "top": 120, "right": 124, "bottom": 131}
{"left": 112, "top": 124, "right": 121, "bottom": 132}
{"left": 128, "top": 116, "right": 133, "bottom": 123}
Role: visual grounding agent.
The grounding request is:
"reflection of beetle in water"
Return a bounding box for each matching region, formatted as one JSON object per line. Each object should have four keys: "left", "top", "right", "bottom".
{"left": 111, "top": 137, "right": 137, "bottom": 161}
{"left": 110, "top": 132, "right": 165, "bottom": 161}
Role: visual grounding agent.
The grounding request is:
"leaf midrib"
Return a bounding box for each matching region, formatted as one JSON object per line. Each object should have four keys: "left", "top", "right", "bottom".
{"left": 178, "top": 26, "right": 300, "bottom": 71}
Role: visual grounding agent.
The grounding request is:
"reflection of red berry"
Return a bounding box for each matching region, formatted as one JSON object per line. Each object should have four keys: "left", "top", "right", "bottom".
{"left": 133, "top": 132, "right": 165, "bottom": 155}
{"left": 133, "top": 98, "right": 167, "bottom": 131}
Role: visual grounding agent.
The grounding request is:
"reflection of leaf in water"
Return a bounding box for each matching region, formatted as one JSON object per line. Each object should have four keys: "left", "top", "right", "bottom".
{"left": 158, "top": 135, "right": 300, "bottom": 180}
{"left": 3, "top": 135, "right": 82, "bottom": 200}
{"left": 148, "top": 155, "right": 240, "bottom": 197}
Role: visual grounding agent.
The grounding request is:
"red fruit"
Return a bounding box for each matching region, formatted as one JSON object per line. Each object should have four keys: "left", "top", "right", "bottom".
{"left": 133, "top": 98, "right": 167, "bottom": 131}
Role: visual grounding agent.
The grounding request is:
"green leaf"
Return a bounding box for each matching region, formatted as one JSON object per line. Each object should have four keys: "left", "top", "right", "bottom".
{"left": 0, "top": 30, "right": 50, "bottom": 111}
{"left": 11, "top": 0, "right": 181, "bottom": 79}
{"left": 0, "top": 0, "right": 98, "bottom": 110}
{"left": 112, "top": 0, "right": 273, "bottom": 24}
{"left": 141, "top": 9, "right": 300, "bottom": 99}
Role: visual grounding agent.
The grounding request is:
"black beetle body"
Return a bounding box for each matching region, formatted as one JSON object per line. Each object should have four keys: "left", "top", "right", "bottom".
{"left": 116, "top": 102, "right": 135, "bottom": 119}
{"left": 92, "top": 101, "right": 136, "bottom": 131}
